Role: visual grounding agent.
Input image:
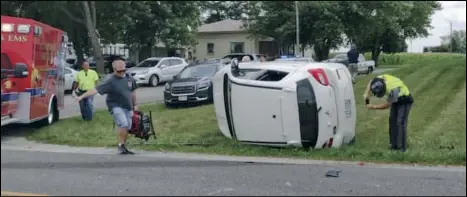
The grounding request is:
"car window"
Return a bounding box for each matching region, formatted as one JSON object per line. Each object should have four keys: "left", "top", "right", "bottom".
{"left": 136, "top": 60, "right": 160, "bottom": 68}
{"left": 223, "top": 54, "right": 254, "bottom": 62}
{"left": 1, "top": 53, "right": 13, "bottom": 70}
{"left": 159, "top": 59, "right": 170, "bottom": 67}
{"left": 170, "top": 59, "right": 183, "bottom": 66}
{"left": 179, "top": 64, "right": 218, "bottom": 78}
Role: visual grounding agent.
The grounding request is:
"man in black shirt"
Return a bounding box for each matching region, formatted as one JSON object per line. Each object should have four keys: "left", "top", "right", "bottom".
{"left": 347, "top": 44, "right": 359, "bottom": 84}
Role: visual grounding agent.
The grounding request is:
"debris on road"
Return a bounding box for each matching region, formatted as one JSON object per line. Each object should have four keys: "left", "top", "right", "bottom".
{"left": 325, "top": 170, "right": 341, "bottom": 178}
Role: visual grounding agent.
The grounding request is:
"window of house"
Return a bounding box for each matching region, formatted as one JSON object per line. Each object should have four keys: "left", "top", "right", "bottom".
{"left": 230, "top": 42, "right": 245, "bottom": 53}
{"left": 207, "top": 43, "right": 214, "bottom": 55}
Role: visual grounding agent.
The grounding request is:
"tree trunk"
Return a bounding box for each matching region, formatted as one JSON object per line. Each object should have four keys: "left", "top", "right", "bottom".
{"left": 81, "top": 1, "right": 104, "bottom": 74}
{"left": 314, "top": 44, "right": 330, "bottom": 62}
{"left": 371, "top": 47, "right": 382, "bottom": 67}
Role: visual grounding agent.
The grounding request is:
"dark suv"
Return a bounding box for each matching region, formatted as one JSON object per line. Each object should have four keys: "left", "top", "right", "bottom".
{"left": 163, "top": 61, "right": 225, "bottom": 107}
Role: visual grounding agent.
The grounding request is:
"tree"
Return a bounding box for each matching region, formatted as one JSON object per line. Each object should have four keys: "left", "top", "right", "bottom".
{"left": 200, "top": 1, "right": 253, "bottom": 24}
{"left": 441, "top": 30, "right": 466, "bottom": 54}
{"left": 298, "top": 1, "right": 345, "bottom": 61}
{"left": 59, "top": 1, "right": 104, "bottom": 73}
{"left": 245, "top": 1, "right": 345, "bottom": 60}
{"left": 336, "top": 1, "right": 441, "bottom": 65}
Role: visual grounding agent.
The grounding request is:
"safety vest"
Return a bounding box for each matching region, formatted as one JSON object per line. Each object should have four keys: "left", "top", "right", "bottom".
{"left": 376, "top": 74, "right": 410, "bottom": 97}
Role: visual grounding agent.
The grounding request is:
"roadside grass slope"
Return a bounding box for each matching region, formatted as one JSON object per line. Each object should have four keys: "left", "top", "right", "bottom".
{"left": 26, "top": 53, "right": 466, "bottom": 165}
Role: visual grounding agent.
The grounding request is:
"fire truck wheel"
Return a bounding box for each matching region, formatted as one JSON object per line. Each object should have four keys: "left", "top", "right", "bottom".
{"left": 40, "top": 98, "right": 58, "bottom": 126}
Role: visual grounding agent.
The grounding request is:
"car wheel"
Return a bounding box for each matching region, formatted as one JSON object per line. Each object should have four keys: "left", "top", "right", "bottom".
{"left": 165, "top": 102, "right": 175, "bottom": 108}
{"left": 149, "top": 75, "right": 159, "bottom": 87}
{"left": 367, "top": 67, "right": 373, "bottom": 74}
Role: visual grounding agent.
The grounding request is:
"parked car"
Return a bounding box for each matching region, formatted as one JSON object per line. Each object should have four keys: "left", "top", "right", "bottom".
{"left": 222, "top": 53, "right": 267, "bottom": 62}
{"left": 164, "top": 61, "right": 226, "bottom": 107}
{"left": 275, "top": 56, "right": 315, "bottom": 62}
{"left": 83, "top": 55, "right": 136, "bottom": 73}
{"left": 126, "top": 57, "right": 188, "bottom": 86}
{"left": 63, "top": 67, "right": 78, "bottom": 93}
{"left": 323, "top": 54, "right": 375, "bottom": 74}
{"left": 212, "top": 59, "right": 356, "bottom": 149}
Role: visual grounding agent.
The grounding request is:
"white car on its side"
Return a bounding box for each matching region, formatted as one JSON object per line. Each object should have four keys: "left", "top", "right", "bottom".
{"left": 212, "top": 59, "right": 356, "bottom": 149}
{"left": 64, "top": 67, "right": 78, "bottom": 92}
{"left": 126, "top": 57, "right": 188, "bottom": 86}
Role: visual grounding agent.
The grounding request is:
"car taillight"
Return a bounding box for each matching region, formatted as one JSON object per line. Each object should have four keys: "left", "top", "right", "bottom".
{"left": 327, "top": 137, "right": 333, "bottom": 148}
{"left": 322, "top": 137, "right": 334, "bottom": 148}
{"left": 308, "top": 68, "right": 329, "bottom": 86}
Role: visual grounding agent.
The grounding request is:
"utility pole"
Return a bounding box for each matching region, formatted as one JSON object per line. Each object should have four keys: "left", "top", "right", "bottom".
{"left": 295, "top": 1, "right": 300, "bottom": 57}
{"left": 450, "top": 21, "right": 453, "bottom": 53}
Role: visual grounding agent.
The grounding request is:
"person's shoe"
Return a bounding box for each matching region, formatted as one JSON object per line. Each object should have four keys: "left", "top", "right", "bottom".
{"left": 118, "top": 144, "right": 135, "bottom": 155}
{"left": 117, "top": 144, "right": 128, "bottom": 155}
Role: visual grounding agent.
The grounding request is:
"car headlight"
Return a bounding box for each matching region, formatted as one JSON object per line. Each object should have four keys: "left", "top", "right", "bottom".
{"left": 164, "top": 83, "right": 171, "bottom": 91}
{"left": 198, "top": 81, "right": 210, "bottom": 90}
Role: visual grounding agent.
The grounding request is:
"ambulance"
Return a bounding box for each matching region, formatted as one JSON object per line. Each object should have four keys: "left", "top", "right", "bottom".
{"left": 1, "top": 15, "right": 67, "bottom": 127}
{"left": 212, "top": 59, "right": 356, "bottom": 149}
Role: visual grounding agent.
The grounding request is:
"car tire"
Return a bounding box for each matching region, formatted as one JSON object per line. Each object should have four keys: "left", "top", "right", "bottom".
{"left": 367, "top": 67, "right": 373, "bottom": 74}
{"left": 165, "top": 102, "right": 175, "bottom": 109}
{"left": 149, "top": 75, "right": 159, "bottom": 87}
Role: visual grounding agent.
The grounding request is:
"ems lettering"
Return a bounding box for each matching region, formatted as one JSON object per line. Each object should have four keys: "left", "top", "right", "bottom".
{"left": 6, "top": 35, "right": 27, "bottom": 42}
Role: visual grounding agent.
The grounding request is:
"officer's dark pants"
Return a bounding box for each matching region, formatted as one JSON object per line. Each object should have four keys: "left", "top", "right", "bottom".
{"left": 389, "top": 103, "right": 412, "bottom": 151}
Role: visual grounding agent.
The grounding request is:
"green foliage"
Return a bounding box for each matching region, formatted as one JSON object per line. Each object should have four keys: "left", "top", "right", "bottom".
{"left": 440, "top": 30, "right": 466, "bottom": 54}
{"left": 27, "top": 53, "right": 466, "bottom": 166}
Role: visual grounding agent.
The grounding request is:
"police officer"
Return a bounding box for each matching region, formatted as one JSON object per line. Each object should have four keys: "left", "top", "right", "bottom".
{"left": 363, "top": 74, "right": 414, "bottom": 152}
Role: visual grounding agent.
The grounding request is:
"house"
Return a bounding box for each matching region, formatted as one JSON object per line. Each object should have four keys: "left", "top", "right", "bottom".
{"left": 194, "top": 19, "right": 315, "bottom": 61}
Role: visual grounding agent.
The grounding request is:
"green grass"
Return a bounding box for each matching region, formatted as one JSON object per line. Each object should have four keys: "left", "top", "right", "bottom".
{"left": 26, "top": 53, "right": 466, "bottom": 166}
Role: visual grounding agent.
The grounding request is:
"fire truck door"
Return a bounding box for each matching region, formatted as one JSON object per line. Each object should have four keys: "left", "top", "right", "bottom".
{"left": 1, "top": 53, "right": 19, "bottom": 116}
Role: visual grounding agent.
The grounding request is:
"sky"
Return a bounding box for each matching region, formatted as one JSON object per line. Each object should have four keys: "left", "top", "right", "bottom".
{"left": 334, "top": 1, "right": 467, "bottom": 53}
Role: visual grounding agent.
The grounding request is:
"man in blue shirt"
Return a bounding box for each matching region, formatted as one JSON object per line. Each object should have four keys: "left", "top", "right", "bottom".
{"left": 347, "top": 44, "right": 359, "bottom": 84}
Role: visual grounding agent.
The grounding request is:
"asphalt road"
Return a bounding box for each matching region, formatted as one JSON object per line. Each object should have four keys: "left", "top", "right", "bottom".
{"left": 5, "top": 67, "right": 464, "bottom": 196}
{"left": 1, "top": 147, "right": 465, "bottom": 196}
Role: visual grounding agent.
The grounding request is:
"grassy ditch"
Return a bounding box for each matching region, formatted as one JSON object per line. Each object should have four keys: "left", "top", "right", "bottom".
{"left": 26, "top": 54, "right": 466, "bottom": 166}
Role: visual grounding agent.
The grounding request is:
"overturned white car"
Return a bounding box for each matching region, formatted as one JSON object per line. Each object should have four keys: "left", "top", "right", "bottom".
{"left": 212, "top": 59, "right": 356, "bottom": 149}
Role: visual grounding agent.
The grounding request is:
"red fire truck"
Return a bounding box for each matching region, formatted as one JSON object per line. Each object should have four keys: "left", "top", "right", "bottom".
{"left": 1, "top": 15, "right": 67, "bottom": 127}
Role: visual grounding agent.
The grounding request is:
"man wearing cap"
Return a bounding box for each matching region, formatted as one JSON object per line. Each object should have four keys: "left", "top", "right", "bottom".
{"left": 363, "top": 74, "right": 414, "bottom": 152}
{"left": 347, "top": 44, "right": 359, "bottom": 84}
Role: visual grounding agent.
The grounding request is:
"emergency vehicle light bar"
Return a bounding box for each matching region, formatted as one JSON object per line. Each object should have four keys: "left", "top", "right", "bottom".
{"left": 1, "top": 23, "right": 14, "bottom": 32}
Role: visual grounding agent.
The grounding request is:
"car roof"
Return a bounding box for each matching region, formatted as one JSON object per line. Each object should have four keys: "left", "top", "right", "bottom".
{"left": 145, "top": 57, "right": 182, "bottom": 61}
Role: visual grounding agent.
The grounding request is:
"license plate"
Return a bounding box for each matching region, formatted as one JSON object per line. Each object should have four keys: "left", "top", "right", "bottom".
{"left": 179, "top": 96, "right": 187, "bottom": 101}
{"left": 344, "top": 99, "right": 351, "bottom": 117}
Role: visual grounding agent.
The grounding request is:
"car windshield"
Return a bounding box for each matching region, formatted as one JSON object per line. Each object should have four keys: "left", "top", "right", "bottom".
{"left": 179, "top": 65, "right": 217, "bottom": 78}
{"left": 136, "top": 60, "right": 159, "bottom": 68}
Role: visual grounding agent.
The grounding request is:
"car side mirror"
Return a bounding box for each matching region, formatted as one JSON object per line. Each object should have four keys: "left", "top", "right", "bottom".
{"left": 173, "top": 75, "right": 178, "bottom": 80}
{"left": 13, "top": 63, "right": 29, "bottom": 78}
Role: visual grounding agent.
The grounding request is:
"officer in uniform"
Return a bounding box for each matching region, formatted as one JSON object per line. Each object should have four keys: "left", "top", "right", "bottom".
{"left": 363, "top": 74, "right": 414, "bottom": 152}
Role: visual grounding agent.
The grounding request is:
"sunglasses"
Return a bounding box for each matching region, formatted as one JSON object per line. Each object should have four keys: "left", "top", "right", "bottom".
{"left": 115, "top": 69, "right": 126, "bottom": 73}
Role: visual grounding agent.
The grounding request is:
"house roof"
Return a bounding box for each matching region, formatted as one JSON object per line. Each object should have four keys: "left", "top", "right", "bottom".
{"left": 198, "top": 19, "right": 245, "bottom": 33}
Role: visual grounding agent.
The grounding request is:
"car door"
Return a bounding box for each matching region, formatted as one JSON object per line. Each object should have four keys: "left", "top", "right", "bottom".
{"left": 227, "top": 73, "right": 286, "bottom": 144}
{"left": 168, "top": 59, "right": 186, "bottom": 76}
{"left": 158, "top": 59, "right": 172, "bottom": 81}
{"left": 1, "top": 53, "right": 19, "bottom": 116}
